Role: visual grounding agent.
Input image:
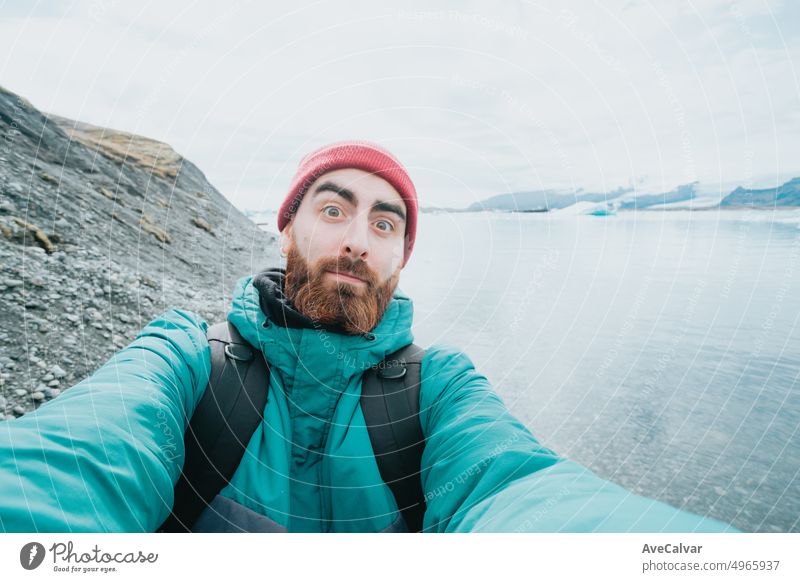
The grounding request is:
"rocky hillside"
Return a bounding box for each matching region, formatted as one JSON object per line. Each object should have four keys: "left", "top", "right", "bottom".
{"left": 468, "top": 178, "right": 800, "bottom": 213}
{"left": 0, "top": 86, "right": 278, "bottom": 419}
{"left": 720, "top": 177, "right": 800, "bottom": 207}
{"left": 467, "top": 187, "right": 632, "bottom": 212}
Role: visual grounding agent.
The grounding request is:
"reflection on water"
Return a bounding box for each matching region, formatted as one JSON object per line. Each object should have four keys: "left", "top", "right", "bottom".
{"left": 400, "top": 210, "right": 800, "bottom": 532}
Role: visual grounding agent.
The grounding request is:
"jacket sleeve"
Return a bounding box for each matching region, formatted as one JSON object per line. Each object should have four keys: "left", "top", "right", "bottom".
{"left": 0, "top": 309, "right": 210, "bottom": 532}
{"left": 418, "top": 345, "right": 740, "bottom": 532}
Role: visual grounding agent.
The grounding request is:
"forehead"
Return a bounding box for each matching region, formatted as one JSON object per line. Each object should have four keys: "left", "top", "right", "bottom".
{"left": 300, "top": 168, "right": 405, "bottom": 209}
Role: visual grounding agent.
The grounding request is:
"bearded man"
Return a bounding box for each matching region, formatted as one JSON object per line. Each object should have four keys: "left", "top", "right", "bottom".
{"left": 0, "top": 141, "right": 739, "bottom": 534}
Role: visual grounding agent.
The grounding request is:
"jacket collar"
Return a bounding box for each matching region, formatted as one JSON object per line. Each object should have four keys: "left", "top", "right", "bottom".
{"left": 227, "top": 268, "right": 415, "bottom": 382}
{"left": 251, "top": 267, "right": 356, "bottom": 336}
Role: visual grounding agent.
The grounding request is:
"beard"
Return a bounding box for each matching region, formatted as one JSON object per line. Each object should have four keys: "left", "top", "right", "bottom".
{"left": 283, "top": 242, "right": 400, "bottom": 336}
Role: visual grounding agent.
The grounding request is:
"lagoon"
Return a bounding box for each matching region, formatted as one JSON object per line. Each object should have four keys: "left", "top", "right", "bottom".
{"left": 398, "top": 209, "right": 800, "bottom": 533}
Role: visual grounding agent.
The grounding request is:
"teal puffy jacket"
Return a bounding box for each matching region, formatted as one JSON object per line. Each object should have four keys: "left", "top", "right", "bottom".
{"left": 0, "top": 271, "right": 740, "bottom": 532}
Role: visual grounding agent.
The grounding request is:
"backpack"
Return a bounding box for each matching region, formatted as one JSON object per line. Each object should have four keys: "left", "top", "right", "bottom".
{"left": 158, "top": 322, "right": 428, "bottom": 533}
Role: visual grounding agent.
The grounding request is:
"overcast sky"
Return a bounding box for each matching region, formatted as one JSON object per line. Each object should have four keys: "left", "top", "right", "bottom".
{"left": 1, "top": 0, "right": 798, "bottom": 210}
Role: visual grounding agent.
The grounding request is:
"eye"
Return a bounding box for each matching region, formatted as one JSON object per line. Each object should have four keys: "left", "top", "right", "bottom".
{"left": 322, "top": 205, "right": 342, "bottom": 218}
{"left": 375, "top": 219, "right": 395, "bottom": 232}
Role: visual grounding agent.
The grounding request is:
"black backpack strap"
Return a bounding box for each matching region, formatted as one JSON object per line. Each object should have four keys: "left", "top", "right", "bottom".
{"left": 158, "top": 321, "right": 269, "bottom": 532}
{"left": 361, "top": 343, "right": 427, "bottom": 532}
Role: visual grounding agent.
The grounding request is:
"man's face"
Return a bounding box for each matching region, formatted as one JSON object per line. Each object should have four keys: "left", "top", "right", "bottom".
{"left": 280, "top": 168, "right": 408, "bottom": 335}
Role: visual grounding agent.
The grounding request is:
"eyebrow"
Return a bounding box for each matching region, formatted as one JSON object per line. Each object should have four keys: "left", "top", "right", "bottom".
{"left": 312, "top": 180, "right": 406, "bottom": 223}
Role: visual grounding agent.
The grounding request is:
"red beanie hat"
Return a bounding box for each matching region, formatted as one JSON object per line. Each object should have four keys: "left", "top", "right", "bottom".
{"left": 277, "top": 140, "right": 418, "bottom": 265}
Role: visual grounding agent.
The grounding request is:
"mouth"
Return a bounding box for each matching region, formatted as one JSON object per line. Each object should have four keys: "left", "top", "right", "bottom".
{"left": 327, "top": 270, "right": 366, "bottom": 284}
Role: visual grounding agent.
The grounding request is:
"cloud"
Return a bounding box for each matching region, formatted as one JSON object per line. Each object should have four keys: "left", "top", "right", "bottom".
{"left": 0, "top": 0, "right": 797, "bottom": 209}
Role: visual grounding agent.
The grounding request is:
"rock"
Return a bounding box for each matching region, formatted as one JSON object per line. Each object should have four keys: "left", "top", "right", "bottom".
{"left": 43, "top": 387, "right": 61, "bottom": 399}
{"left": 41, "top": 373, "right": 54, "bottom": 382}
{"left": 39, "top": 172, "right": 59, "bottom": 185}
{"left": 191, "top": 216, "right": 214, "bottom": 234}
{"left": 12, "top": 405, "right": 25, "bottom": 416}
{"left": 51, "top": 364, "right": 66, "bottom": 378}
{"left": 47, "top": 379, "right": 60, "bottom": 387}
{"left": 0, "top": 395, "right": 6, "bottom": 409}
{"left": 14, "top": 389, "right": 28, "bottom": 396}
{"left": 31, "top": 391, "right": 45, "bottom": 401}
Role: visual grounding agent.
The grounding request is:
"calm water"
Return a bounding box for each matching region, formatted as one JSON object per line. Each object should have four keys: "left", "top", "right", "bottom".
{"left": 397, "top": 209, "right": 800, "bottom": 533}
{"left": 256, "top": 208, "right": 800, "bottom": 532}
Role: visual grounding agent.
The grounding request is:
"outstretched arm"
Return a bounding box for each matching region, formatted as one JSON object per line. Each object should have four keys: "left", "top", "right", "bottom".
{"left": 418, "top": 345, "right": 739, "bottom": 532}
{"left": 0, "top": 309, "right": 210, "bottom": 532}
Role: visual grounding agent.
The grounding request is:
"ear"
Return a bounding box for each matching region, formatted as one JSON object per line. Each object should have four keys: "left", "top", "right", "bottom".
{"left": 279, "top": 222, "right": 293, "bottom": 257}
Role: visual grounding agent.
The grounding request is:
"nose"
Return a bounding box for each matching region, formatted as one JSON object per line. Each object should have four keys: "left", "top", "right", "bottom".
{"left": 340, "top": 216, "right": 369, "bottom": 260}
